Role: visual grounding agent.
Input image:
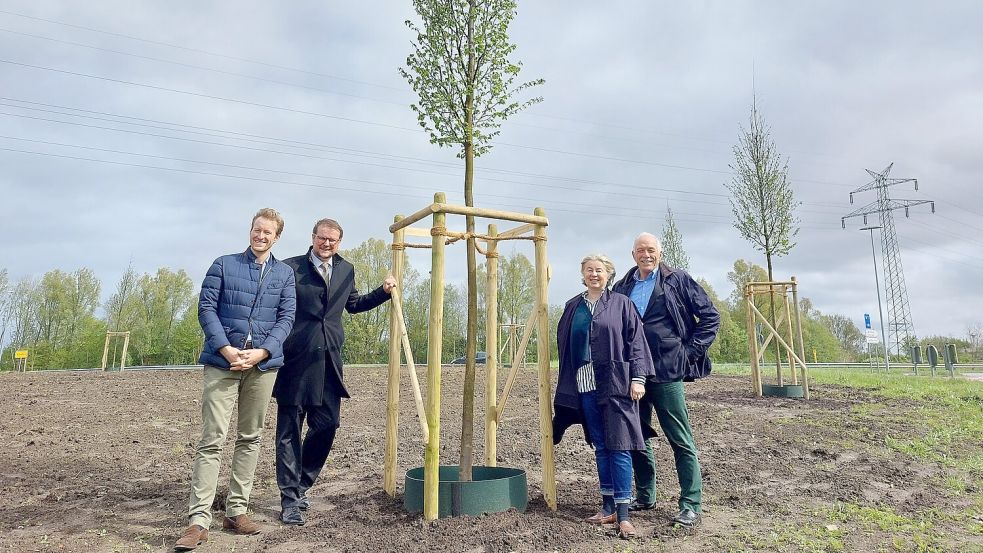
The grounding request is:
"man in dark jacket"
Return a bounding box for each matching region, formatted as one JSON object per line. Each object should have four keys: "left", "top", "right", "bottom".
{"left": 274, "top": 218, "right": 395, "bottom": 525}
{"left": 611, "top": 232, "right": 719, "bottom": 529}
{"left": 175, "top": 208, "right": 296, "bottom": 552}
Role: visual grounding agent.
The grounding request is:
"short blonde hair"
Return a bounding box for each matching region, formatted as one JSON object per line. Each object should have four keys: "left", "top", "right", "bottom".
{"left": 580, "top": 254, "right": 616, "bottom": 288}
{"left": 252, "top": 208, "right": 284, "bottom": 237}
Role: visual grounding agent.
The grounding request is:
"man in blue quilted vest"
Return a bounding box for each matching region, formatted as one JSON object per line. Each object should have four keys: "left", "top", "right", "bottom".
{"left": 175, "top": 208, "right": 297, "bottom": 551}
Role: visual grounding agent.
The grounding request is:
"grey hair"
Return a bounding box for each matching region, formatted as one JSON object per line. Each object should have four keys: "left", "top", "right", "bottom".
{"left": 633, "top": 232, "right": 662, "bottom": 253}
{"left": 580, "top": 254, "right": 616, "bottom": 288}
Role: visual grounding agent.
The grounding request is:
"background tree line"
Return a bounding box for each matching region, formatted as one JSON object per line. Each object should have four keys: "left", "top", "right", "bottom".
{"left": 2, "top": 247, "right": 978, "bottom": 371}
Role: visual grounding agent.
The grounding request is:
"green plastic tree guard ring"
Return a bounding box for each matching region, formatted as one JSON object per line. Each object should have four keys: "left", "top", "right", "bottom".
{"left": 761, "top": 384, "right": 805, "bottom": 398}
{"left": 404, "top": 465, "right": 527, "bottom": 518}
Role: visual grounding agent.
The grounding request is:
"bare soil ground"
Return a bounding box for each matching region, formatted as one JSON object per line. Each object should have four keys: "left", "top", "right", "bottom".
{"left": 1, "top": 367, "right": 980, "bottom": 552}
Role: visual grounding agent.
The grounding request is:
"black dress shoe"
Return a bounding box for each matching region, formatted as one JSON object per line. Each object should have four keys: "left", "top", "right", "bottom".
{"left": 671, "top": 508, "right": 701, "bottom": 528}
{"left": 280, "top": 506, "right": 305, "bottom": 526}
{"left": 628, "top": 500, "right": 655, "bottom": 512}
{"left": 298, "top": 495, "right": 310, "bottom": 511}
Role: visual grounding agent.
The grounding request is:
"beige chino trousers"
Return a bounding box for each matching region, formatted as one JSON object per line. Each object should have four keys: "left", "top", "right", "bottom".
{"left": 186, "top": 365, "right": 277, "bottom": 527}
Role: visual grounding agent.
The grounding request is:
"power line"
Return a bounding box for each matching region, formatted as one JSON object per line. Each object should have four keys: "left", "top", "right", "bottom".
{"left": 0, "top": 142, "right": 848, "bottom": 229}
{"left": 0, "top": 58, "right": 420, "bottom": 132}
{"left": 0, "top": 27, "right": 408, "bottom": 106}
{"left": 0, "top": 99, "right": 952, "bottom": 223}
{"left": 0, "top": 105, "right": 868, "bottom": 220}
{"left": 0, "top": 8, "right": 845, "bottom": 165}
{"left": 0, "top": 58, "right": 861, "bottom": 188}
{"left": 0, "top": 110, "right": 735, "bottom": 207}
{"left": 0, "top": 8, "right": 404, "bottom": 91}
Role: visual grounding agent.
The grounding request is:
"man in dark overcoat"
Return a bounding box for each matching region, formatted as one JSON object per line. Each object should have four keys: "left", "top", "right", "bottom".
{"left": 611, "top": 232, "right": 719, "bottom": 529}
{"left": 274, "top": 218, "right": 395, "bottom": 525}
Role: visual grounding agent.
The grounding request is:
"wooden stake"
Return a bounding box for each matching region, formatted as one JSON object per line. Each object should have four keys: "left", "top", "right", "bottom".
{"left": 533, "top": 210, "right": 556, "bottom": 511}
{"left": 495, "top": 222, "right": 536, "bottom": 239}
{"left": 746, "top": 285, "right": 762, "bottom": 396}
{"left": 791, "top": 277, "right": 810, "bottom": 399}
{"left": 384, "top": 216, "right": 405, "bottom": 496}
{"left": 424, "top": 192, "right": 447, "bottom": 521}
{"left": 496, "top": 309, "right": 539, "bottom": 420}
{"left": 748, "top": 301, "right": 809, "bottom": 370}
{"left": 390, "top": 287, "right": 428, "bottom": 442}
{"left": 101, "top": 333, "right": 111, "bottom": 371}
{"left": 784, "top": 291, "right": 799, "bottom": 385}
{"left": 437, "top": 204, "right": 549, "bottom": 226}
{"left": 484, "top": 224, "right": 499, "bottom": 467}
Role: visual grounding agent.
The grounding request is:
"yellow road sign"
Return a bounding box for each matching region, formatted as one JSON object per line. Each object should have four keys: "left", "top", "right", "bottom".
{"left": 14, "top": 350, "right": 28, "bottom": 359}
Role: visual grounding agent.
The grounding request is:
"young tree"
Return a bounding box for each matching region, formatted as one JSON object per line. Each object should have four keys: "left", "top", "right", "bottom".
{"left": 661, "top": 207, "right": 690, "bottom": 271}
{"left": 401, "top": 0, "right": 543, "bottom": 479}
{"left": 0, "top": 268, "right": 10, "bottom": 361}
{"left": 105, "top": 264, "right": 140, "bottom": 333}
{"left": 726, "top": 102, "right": 799, "bottom": 373}
{"left": 725, "top": 98, "right": 800, "bottom": 280}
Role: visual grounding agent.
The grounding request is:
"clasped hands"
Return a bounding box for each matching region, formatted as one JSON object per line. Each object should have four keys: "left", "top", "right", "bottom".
{"left": 220, "top": 346, "right": 268, "bottom": 371}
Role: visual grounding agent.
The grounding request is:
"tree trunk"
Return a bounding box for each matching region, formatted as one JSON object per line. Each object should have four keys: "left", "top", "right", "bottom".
{"left": 460, "top": 140, "right": 477, "bottom": 481}
{"left": 766, "top": 250, "right": 782, "bottom": 384}
{"left": 459, "top": 8, "right": 478, "bottom": 481}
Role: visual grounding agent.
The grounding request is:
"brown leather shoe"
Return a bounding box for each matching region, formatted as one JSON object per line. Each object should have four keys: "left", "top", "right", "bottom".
{"left": 585, "top": 511, "right": 617, "bottom": 525}
{"left": 174, "top": 524, "right": 208, "bottom": 551}
{"left": 618, "top": 520, "right": 637, "bottom": 539}
{"left": 222, "top": 514, "right": 261, "bottom": 535}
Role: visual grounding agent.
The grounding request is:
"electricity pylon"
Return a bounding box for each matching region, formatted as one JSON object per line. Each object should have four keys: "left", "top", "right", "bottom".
{"left": 842, "top": 163, "right": 935, "bottom": 356}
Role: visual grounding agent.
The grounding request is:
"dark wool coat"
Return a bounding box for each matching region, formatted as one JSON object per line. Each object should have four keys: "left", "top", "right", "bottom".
{"left": 553, "top": 290, "right": 655, "bottom": 450}
{"left": 612, "top": 263, "right": 720, "bottom": 382}
{"left": 198, "top": 249, "right": 296, "bottom": 371}
{"left": 273, "top": 248, "right": 390, "bottom": 406}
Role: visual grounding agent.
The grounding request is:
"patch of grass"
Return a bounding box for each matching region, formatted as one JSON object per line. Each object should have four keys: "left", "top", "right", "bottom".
{"left": 824, "top": 502, "right": 948, "bottom": 552}
{"left": 943, "top": 474, "right": 968, "bottom": 495}
{"left": 714, "top": 523, "right": 846, "bottom": 552}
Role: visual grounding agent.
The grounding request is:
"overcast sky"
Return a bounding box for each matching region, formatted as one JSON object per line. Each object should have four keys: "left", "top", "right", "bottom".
{"left": 3, "top": 1, "right": 982, "bottom": 343}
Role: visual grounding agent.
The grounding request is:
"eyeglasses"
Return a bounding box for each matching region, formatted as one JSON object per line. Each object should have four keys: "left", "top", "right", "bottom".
{"left": 314, "top": 235, "right": 340, "bottom": 245}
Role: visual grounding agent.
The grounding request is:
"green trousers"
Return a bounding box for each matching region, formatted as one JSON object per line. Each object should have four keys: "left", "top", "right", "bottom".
{"left": 186, "top": 365, "right": 277, "bottom": 527}
{"left": 630, "top": 380, "right": 702, "bottom": 512}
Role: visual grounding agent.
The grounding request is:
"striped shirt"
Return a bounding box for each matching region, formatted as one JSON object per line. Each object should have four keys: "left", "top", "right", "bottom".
{"left": 575, "top": 291, "right": 647, "bottom": 395}
{"left": 575, "top": 293, "right": 598, "bottom": 393}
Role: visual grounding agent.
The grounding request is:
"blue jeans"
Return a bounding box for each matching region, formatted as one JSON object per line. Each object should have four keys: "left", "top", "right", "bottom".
{"left": 580, "top": 391, "right": 633, "bottom": 504}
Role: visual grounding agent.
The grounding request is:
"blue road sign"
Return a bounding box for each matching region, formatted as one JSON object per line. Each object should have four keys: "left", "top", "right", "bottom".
{"left": 864, "top": 313, "right": 871, "bottom": 329}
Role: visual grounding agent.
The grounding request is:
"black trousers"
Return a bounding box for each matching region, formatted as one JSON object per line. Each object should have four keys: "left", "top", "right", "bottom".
{"left": 275, "top": 399, "right": 340, "bottom": 509}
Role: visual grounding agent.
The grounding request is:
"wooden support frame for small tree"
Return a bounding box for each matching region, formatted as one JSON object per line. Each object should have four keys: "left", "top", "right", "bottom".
{"left": 101, "top": 331, "right": 130, "bottom": 371}
{"left": 745, "top": 277, "right": 810, "bottom": 399}
{"left": 383, "top": 193, "right": 556, "bottom": 521}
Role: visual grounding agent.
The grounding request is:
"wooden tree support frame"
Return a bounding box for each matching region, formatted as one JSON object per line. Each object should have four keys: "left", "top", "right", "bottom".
{"left": 383, "top": 192, "right": 556, "bottom": 521}
{"left": 498, "top": 323, "right": 527, "bottom": 373}
{"left": 101, "top": 331, "right": 130, "bottom": 371}
{"left": 745, "top": 277, "right": 810, "bottom": 399}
